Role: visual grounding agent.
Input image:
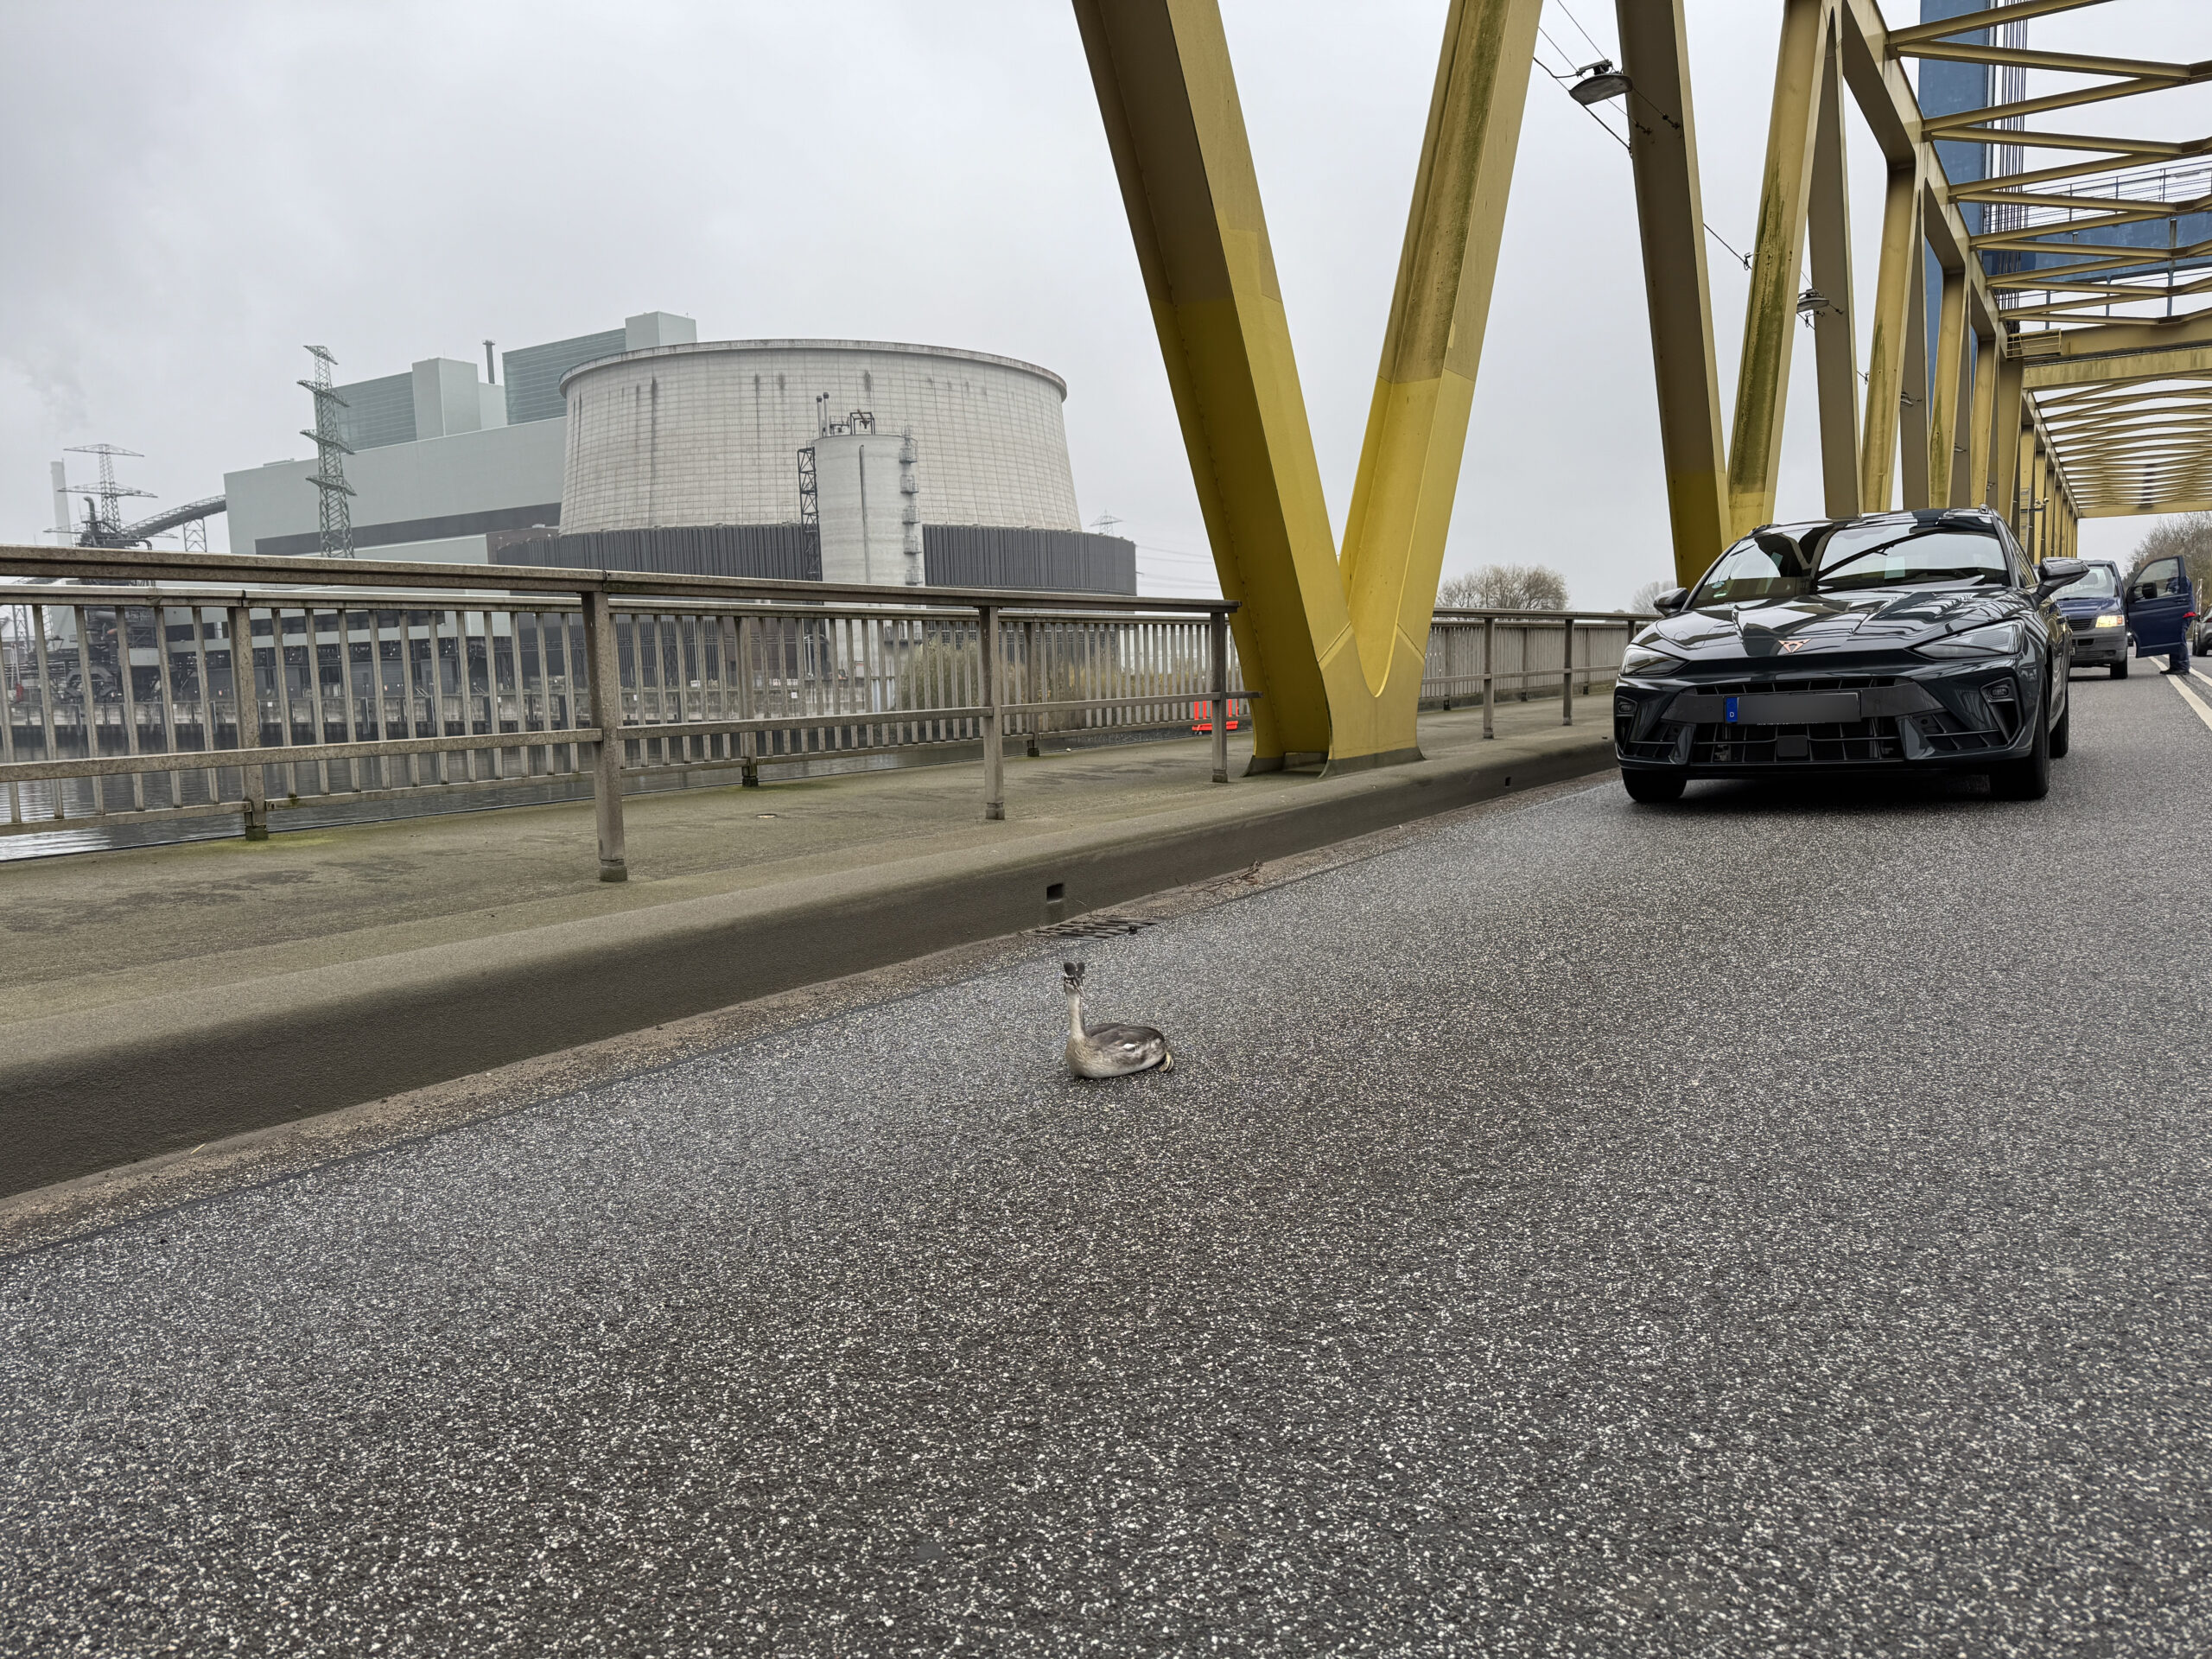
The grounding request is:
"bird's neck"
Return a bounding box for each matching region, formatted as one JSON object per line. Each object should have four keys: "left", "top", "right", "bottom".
{"left": 1065, "top": 989, "right": 1087, "bottom": 1041}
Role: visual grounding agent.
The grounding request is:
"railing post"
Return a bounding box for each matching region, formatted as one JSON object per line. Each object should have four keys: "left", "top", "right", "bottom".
{"left": 582, "top": 587, "right": 628, "bottom": 881}
{"left": 1482, "top": 615, "right": 1496, "bottom": 739}
{"left": 227, "top": 604, "right": 268, "bottom": 840}
{"left": 1024, "top": 619, "right": 1043, "bottom": 759}
{"left": 0, "top": 607, "right": 18, "bottom": 824}
{"left": 1560, "top": 614, "right": 1575, "bottom": 726}
{"left": 733, "top": 613, "right": 760, "bottom": 787}
{"left": 31, "top": 605, "right": 63, "bottom": 819}
{"left": 979, "top": 603, "right": 1004, "bottom": 821}
{"left": 1208, "top": 607, "right": 1230, "bottom": 784}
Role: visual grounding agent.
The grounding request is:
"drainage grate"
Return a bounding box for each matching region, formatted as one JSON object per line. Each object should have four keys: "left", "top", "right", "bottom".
{"left": 1034, "top": 913, "right": 1157, "bottom": 940}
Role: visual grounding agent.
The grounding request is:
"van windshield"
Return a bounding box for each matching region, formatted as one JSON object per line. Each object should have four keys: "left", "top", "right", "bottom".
{"left": 2055, "top": 565, "right": 2119, "bottom": 600}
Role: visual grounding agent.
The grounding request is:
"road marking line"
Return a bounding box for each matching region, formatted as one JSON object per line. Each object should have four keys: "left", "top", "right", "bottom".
{"left": 2170, "top": 671, "right": 2212, "bottom": 734}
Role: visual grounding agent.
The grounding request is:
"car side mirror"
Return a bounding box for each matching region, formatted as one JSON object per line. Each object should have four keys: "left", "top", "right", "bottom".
{"left": 1653, "top": 587, "right": 1688, "bottom": 615}
{"left": 2033, "top": 557, "right": 2085, "bottom": 596}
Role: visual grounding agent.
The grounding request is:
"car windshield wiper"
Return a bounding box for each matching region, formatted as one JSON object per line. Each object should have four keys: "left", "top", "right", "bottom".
{"left": 1810, "top": 529, "right": 1957, "bottom": 586}
{"left": 1811, "top": 531, "right": 2005, "bottom": 591}
{"left": 1821, "top": 568, "right": 2006, "bottom": 588}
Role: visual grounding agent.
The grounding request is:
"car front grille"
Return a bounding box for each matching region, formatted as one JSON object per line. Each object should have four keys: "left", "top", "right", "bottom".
{"left": 1688, "top": 717, "right": 1900, "bottom": 764}
{"left": 1696, "top": 674, "right": 1898, "bottom": 695}
{"left": 1618, "top": 671, "right": 2012, "bottom": 765}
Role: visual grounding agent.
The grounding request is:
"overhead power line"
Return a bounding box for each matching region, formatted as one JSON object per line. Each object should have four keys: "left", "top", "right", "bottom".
{"left": 1531, "top": 11, "right": 1754, "bottom": 273}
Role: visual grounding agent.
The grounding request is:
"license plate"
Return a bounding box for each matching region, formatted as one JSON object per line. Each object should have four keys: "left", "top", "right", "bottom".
{"left": 1687, "top": 690, "right": 1862, "bottom": 724}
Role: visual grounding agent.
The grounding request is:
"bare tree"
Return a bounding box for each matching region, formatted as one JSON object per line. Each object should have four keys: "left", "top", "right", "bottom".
{"left": 1626, "top": 578, "right": 1672, "bottom": 614}
{"left": 1435, "top": 563, "right": 1569, "bottom": 611}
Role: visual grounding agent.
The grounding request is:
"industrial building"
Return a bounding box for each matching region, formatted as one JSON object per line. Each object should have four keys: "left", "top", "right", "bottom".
{"left": 227, "top": 322, "right": 1133, "bottom": 594}
{"left": 499, "top": 337, "right": 1132, "bottom": 594}
{"left": 223, "top": 313, "right": 699, "bottom": 564}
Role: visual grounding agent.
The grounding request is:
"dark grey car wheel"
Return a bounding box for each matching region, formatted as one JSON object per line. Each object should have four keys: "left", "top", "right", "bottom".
{"left": 1989, "top": 700, "right": 2052, "bottom": 801}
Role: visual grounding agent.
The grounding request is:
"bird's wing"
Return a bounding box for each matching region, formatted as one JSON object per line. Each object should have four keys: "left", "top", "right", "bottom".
{"left": 1087, "top": 1022, "right": 1166, "bottom": 1054}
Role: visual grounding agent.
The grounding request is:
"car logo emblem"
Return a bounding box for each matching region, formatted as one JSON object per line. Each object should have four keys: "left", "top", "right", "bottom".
{"left": 1782, "top": 639, "right": 1806, "bottom": 652}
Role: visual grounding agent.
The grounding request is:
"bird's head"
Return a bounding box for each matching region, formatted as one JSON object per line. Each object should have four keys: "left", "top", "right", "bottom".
{"left": 1061, "top": 961, "right": 1086, "bottom": 994}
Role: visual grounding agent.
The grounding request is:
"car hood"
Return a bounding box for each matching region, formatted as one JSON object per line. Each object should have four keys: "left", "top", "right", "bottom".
{"left": 1640, "top": 587, "right": 2022, "bottom": 662}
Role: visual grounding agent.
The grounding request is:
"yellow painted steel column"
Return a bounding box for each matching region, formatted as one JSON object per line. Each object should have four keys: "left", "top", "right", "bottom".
{"left": 1965, "top": 334, "right": 1997, "bottom": 512}
{"left": 1986, "top": 346, "right": 2025, "bottom": 513}
{"left": 1946, "top": 326, "right": 1978, "bottom": 508}
{"left": 2044, "top": 460, "right": 2058, "bottom": 557}
{"left": 1927, "top": 267, "right": 1967, "bottom": 506}
{"left": 1615, "top": 0, "right": 1732, "bottom": 585}
{"left": 1071, "top": 0, "right": 1337, "bottom": 766}
{"left": 1898, "top": 199, "right": 1933, "bottom": 510}
{"left": 1072, "top": 0, "right": 1542, "bottom": 770}
{"left": 1338, "top": 0, "right": 1546, "bottom": 766}
{"left": 1861, "top": 160, "right": 1922, "bottom": 512}
{"left": 1726, "top": 0, "right": 1835, "bottom": 537}
{"left": 1807, "top": 23, "right": 1860, "bottom": 518}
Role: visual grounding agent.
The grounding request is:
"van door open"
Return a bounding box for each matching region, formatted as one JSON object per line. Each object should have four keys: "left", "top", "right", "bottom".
{"left": 2126, "top": 557, "right": 2193, "bottom": 660}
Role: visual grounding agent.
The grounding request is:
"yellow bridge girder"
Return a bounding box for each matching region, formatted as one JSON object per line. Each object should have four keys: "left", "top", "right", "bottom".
{"left": 1071, "top": 0, "right": 1541, "bottom": 772}
{"left": 1070, "top": 0, "right": 2205, "bottom": 772}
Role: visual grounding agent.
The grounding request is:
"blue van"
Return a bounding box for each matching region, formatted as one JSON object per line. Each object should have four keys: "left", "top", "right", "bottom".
{"left": 2126, "top": 555, "right": 2196, "bottom": 673}
{"left": 2054, "top": 561, "right": 2132, "bottom": 677}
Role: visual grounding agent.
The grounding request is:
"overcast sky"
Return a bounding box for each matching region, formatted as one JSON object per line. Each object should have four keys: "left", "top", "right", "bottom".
{"left": 2, "top": 1, "right": 2202, "bottom": 604}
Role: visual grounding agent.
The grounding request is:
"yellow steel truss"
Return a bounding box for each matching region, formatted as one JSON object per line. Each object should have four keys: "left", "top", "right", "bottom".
{"left": 1071, "top": 0, "right": 2205, "bottom": 768}
{"left": 1071, "top": 0, "right": 1541, "bottom": 771}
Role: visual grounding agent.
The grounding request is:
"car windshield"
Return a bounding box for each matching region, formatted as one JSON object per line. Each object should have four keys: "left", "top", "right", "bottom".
{"left": 2054, "top": 565, "right": 2119, "bottom": 600}
{"left": 1691, "top": 523, "right": 2012, "bottom": 605}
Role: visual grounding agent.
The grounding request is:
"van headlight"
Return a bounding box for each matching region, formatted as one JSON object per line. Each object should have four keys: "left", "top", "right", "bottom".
{"left": 1917, "top": 621, "right": 2023, "bottom": 659}
{"left": 2094, "top": 613, "right": 2123, "bottom": 628}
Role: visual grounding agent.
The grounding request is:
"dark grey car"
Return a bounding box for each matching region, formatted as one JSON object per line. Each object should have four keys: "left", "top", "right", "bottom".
{"left": 1614, "top": 507, "right": 2081, "bottom": 803}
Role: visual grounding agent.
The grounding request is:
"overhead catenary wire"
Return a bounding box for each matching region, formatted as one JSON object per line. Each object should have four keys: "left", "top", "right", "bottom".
{"left": 1548, "top": 0, "right": 1611, "bottom": 66}
{"left": 1531, "top": 13, "right": 1753, "bottom": 272}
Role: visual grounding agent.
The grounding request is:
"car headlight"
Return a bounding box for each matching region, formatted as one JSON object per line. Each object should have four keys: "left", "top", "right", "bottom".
{"left": 1619, "top": 644, "right": 1686, "bottom": 676}
{"left": 1917, "top": 621, "right": 2023, "bottom": 659}
{"left": 2094, "top": 613, "right": 2123, "bottom": 629}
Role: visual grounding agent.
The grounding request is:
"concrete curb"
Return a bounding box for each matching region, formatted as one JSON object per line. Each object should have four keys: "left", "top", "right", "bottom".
{"left": 2, "top": 730, "right": 1615, "bottom": 1196}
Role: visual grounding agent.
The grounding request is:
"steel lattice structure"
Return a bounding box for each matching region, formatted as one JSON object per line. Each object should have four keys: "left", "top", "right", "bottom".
{"left": 299, "top": 345, "right": 356, "bottom": 558}
{"left": 1075, "top": 0, "right": 2207, "bottom": 772}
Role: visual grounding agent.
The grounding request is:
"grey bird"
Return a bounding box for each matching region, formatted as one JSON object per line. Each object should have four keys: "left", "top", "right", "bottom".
{"left": 1061, "top": 961, "right": 1173, "bottom": 1078}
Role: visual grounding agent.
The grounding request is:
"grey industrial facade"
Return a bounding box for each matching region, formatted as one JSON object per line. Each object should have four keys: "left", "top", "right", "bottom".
{"left": 228, "top": 321, "right": 1135, "bottom": 595}
{"left": 489, "top": 522, "right": 1136, "bottom": 594}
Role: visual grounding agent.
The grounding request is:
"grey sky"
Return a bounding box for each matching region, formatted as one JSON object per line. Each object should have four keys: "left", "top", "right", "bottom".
{"left": 3, "top": 1, "right": 2202, "bottom": 603}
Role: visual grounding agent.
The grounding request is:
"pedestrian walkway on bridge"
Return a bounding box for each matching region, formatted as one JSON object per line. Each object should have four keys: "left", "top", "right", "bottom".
{"left": 4, "top": 668, "right": 2208, "bottom": 1654}
{"left": 0, "top": 697, "right": 1613, "bottom": 1197}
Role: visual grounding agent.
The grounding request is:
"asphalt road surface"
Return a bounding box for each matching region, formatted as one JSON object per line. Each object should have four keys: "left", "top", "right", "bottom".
{"left": 5, "top": 667, "right": 2209, "bottom": 1656}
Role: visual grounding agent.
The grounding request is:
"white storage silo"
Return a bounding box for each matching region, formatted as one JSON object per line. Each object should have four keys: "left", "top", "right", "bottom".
{"left": 808, "top": 416, "right": 921, "bottom": 586}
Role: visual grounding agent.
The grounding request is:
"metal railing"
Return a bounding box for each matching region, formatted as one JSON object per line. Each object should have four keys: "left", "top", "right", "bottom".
{"left": 0, "top": 548, "right": 1249, "bottom": 880}
{"left": 1425, "top": 609, "right": 1643, "bottom": 735}
{"left": 2005, "top": 162, "right": 2212, "bottom": 234}
{"left": 0, "top": 547, "right": 1648, "bottom": 874}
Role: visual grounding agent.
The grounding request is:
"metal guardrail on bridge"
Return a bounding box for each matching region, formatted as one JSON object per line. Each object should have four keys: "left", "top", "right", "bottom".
{"left": 0, "top": 548, "right": 1642, "bottom": 876}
